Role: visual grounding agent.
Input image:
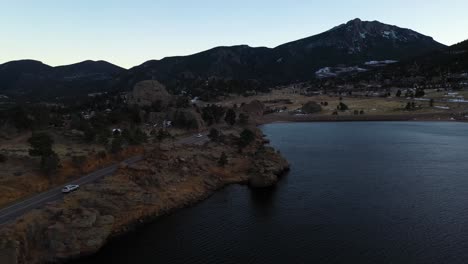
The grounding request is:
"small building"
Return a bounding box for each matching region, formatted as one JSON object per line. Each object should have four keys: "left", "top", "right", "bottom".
{"left": 112, "top": 128, "right": 122, "bottom": 135}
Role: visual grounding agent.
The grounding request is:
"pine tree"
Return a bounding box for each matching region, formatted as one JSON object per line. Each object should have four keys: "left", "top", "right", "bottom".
{"left": 28, "top": 132, "right": 60, "bottom": 175}
{"left": 208, "top": 128, "right": 220, "bottom": 142}
{"left": 225, "top": 109, "right": 237, "bottom": 126}
{"left": 218, "top": 152, "right": 228, "bottom": 167}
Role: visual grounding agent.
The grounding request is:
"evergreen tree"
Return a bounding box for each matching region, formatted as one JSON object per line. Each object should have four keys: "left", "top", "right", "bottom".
{"left": 415, "top": 88, "right": 425, "bottom": 98}
{"left": 208, "top": 128, "right": 220, "bottom": 142}
{"left": 28, "top": 132, "right": 60, "bottom": 175}
{"left": 225, "top": 109, "right": 236, "bottom": 126}
{"left": 40, "top": 152, "right": 60, "bottom": 175}
{"left": 405, "top": 102, "right": 412, "bottom": 110}
{"left": 83, "top": 127, "right": 96, "bottom": 143}
{"left": 238, "top": 113, "right": 249, "bottom": 125}
{"left": 218, "top": 152, "right": 228, "bottom": 167}
{"left": 155, "top": 129, "right": 170, "bottom": 145}
{"left": 28, "top": 132, "right": 54, "bottom": 157}
{"left": 97, "top": 128, "right": 111, "bottom": 146}
{"left": 337, "top": 102, "right": 349, "bottom": 111}
{"left": 9, "top": 106, "right": 32, "bottom": 131}
{"left": 111, "top": 136, "right": 123, "bottom": 154}
{"left": 0, "top": 153, "right": 7, "bottom": 163}
{"left": 238, "top": 129, "right": 255, "bottom": 148}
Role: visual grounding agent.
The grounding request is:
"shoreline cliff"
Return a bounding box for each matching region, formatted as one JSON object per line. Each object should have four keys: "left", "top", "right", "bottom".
{"left": 0, "top": 126, "right": 289, "bottom": 264}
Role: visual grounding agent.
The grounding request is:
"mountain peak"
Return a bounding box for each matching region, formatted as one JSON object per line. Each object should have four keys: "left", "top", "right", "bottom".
{"left": 347, "top": 18, "right": 363, "bottom": 24}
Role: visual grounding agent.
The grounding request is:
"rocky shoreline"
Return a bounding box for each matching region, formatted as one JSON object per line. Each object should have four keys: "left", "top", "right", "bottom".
{"left": 0, "top": 127, "right": 289, "bottom": 264}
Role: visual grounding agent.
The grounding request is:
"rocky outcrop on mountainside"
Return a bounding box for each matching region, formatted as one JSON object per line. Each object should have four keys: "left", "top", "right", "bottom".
{"left": 127, "top": 80, "right": 172, "bottom": 108}
{"left": 0, "top": 127, "right": 288, "bottom": 264}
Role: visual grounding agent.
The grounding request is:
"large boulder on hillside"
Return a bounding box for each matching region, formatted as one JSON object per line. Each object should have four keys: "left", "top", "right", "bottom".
{"left": 127, "top": 80, "right": 172, "bottom": 108}
{"left": 169, "top": 109, "right": 205, "bottom": 130}
{"left": 241, "top": 100, "right": 265, "bottom": 116}
{"left": 302, "top": 101, "right": 322, "bottom": 114}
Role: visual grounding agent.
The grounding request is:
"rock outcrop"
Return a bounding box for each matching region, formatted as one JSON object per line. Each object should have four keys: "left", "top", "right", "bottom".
{"left": 248, "top": 146, "right": 289, "bottom": 188}
{"left": 0, "top": 127, "right": 288, "bottom": 264}
{"left": 127, "top": 80, "right": 172, "bottom": 108}
{"left": 241, "top": 100, "right": 265, "bottom": 117}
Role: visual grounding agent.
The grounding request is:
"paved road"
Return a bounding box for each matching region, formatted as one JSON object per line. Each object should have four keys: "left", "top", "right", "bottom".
{"left": 176, "top": 132, "right": 210, "bottom": 145}
{"left": 0, "top": 133, "right": 209, "bottom": 225}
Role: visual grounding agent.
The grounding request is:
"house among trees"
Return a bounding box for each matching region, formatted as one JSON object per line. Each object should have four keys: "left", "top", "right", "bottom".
{"left": 112, "top": 128, "right": 122, "bottom": 136}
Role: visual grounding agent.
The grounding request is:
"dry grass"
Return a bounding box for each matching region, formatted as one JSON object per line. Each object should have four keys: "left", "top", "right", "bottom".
{"left": 220, "top": 87, "right": 468, "bottom": 117}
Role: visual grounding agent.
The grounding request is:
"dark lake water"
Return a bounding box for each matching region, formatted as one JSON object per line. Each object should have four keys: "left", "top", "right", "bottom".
{"left": 75, "top": 122, "right": 468, "bottom": 264}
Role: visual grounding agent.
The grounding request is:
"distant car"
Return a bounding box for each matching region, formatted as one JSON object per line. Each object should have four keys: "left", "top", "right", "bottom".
{"left": 196, "top": 133, "right": 203, "bottom": 138}
{"left": 62, "top": 184, "right": 80, "bottom": 193}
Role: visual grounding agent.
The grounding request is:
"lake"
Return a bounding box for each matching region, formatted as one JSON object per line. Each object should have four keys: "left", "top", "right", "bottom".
{"left": 75, "top": 122, "right": 468, "bottom": 264}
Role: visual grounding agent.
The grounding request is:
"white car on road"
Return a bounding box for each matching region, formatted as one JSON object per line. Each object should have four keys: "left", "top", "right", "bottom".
{"left": 196, "top": 133, "right": 203, "bottom": 138}
{"left": 62, "top": 184, "right": 80, "bottom": 193}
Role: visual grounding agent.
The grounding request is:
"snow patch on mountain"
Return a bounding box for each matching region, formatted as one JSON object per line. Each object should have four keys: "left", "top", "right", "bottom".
{"left": 364, "top": 60, "right": 398, "bottom": 66}
{"left": 315, "top": 66, "right": 367, "bottom": 78}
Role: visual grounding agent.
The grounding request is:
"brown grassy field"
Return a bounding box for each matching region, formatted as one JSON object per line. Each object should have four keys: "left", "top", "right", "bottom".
{"left": 221, "top": 87, "right": 468, "bottom": 119}
{"left": 0, "top": 129, "right": 143, "bottom": 208}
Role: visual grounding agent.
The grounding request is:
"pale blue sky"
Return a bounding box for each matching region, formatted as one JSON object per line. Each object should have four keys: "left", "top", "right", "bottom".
{"left": 1, "top": 0, "right": 467, "bottom": 68}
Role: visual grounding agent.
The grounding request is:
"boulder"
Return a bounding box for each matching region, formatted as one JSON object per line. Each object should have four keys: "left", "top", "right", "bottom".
{"left": 168, "top": 108, "right": 205, "bottom": 130}
{"left": 241, "top": 100, "right": 265, "bottom": 116}
{"left": 127, "top": 80, "right": 172, "bottom": 108}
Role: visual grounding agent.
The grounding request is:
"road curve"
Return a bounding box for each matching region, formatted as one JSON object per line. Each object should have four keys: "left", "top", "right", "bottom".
{"left": 0, "top": 133, "right": 209, "bottom": 225}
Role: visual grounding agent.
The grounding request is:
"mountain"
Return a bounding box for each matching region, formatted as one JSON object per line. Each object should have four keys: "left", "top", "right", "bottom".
{"left": 0, "top": 60, "right": 52, "bottom": 90}
{"left": 352, "top": 39, "right": 468, "bottom": 83}
{"left": 0, "top": 19, "right": 447, "bottom": 100}
{"left": 272, "top": 18, "right": 445, "bottom": 80}
{"left": 119, "top": 18, "right": 445, "bottom": 90}
{"left": 399, "top": 39, "right": 468, "bottom": 74}
{"left": 0, "top": 60, "right": 124, "bottom": 99}
{"left": 53, "top": 60, "right": 124, "bottom": 81}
